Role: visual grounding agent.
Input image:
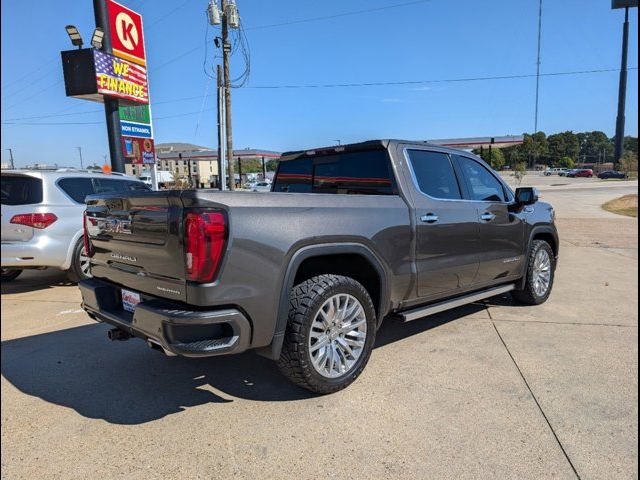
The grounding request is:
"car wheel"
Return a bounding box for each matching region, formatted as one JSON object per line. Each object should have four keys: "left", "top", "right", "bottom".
{"left": 278, "top": 274, "right": 377, "bottom": 394}
{"left": 512, "top": 240, "right": 555, "bottom": 305}
{"left": 67, "top": 239, "right": 92, "bottom": 283}
{"left": 1, "top": 268, "right": 22, "bottom": 282}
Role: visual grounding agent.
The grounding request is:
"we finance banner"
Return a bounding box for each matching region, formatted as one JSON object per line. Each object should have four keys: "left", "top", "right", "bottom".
{"left": 94, "top": 50, "right": 148, "bottom": 104}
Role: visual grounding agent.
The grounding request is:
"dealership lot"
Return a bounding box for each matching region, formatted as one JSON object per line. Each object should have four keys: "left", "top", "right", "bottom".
{"left": 1, "top": 181, "right": 637, "bottom": 479}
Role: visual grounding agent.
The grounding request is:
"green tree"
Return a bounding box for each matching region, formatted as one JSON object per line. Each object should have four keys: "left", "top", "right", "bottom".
{"left": 513, "top": 162, "right": 528, "bottom": 186}
{"left": 557, "top": 156, "right": 574, "bottom": 169}
{"left": 473, "top": 148, "right": 505, "bottom": 170}
{"left": 547, "top": 131, "right": 579, "bottom": 163}
{"left": 623, "top": 136, "right": 638, "bottom": 156}
{"left": 577, "top": 131, "right": 614, "bottom": 164}
{"left": 619, "top": 151, "right": 638, "bottom": 177}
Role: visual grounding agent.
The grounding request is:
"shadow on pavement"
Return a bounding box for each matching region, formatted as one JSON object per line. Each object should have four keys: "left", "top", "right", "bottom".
{"left": 1, "top": 303, "right": 486, "bottom": 425}
{"left": 1, "top": 269, "right": 74, "bottom": 295}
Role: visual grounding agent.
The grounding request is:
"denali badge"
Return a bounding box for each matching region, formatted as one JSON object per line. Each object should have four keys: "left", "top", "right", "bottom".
{"left": 156, "top": 286, "right": 181, "bottom": 295}
{"left": 110, "top": 253, "right": 137, "bottom": 262}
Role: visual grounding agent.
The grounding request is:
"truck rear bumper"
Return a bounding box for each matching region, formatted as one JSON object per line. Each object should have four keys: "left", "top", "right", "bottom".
{"left": 79, "top": 278, "right": 251, "bottom": 358}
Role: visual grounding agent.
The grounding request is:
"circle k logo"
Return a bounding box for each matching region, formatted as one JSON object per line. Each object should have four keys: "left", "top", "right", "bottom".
{"left": 115, "top": 12, "right": 139, "bottom": 51}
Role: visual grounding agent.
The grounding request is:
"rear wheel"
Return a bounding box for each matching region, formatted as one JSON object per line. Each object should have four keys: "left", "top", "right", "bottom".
{"left": 67, "top": 240, "right": 91, "bottom": 283}
{"left": 1, "top": 268, "right": 22, "bottom": 282}
{"left": 512, "top": 240, "right": 555, "bottom": 305}
{"left": 278, "top": 274, "right": 377, "bottom": 394}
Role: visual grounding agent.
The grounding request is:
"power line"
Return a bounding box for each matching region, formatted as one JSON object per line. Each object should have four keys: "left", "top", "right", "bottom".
{"left": 3, "top": 66, "right": 635, "bottom": 126}
{"left": 241, "top": 67, "right": 637, "bottom": 89}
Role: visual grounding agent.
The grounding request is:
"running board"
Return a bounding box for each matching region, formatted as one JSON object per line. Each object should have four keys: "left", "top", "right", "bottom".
{"left": 399, "top": 284, "right": 515, "bottom": 322}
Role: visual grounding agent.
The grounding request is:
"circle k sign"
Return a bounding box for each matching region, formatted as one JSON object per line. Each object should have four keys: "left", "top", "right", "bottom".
{"left": 107, "top": 0, "right": 146, "bottom": 66}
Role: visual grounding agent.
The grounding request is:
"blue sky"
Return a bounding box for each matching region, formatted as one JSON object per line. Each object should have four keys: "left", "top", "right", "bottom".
{"left": 1, "top": 0, "right": 638, "bottom": 167}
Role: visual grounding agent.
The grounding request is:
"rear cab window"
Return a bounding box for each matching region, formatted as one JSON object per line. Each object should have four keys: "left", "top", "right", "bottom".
{"left": 273, "top": 148, "right": 397, "bottom": 195}
{"left": 1, "top": 175, "right": 43, "bottom": 205}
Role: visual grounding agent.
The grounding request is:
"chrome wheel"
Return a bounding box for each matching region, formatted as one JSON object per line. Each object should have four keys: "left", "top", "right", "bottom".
{"left": 308, "top": 293, "right": 367, "bottom": 378}
{"left": 532, "top": 249, "right": 551, "bottom": 297}
{"left": 79, "top": 247, "right": 91, "bottom": 278}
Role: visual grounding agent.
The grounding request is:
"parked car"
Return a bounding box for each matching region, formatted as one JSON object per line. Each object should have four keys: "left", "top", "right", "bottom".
{"left": 566, "top": 169, "right": 593, "bottom": 178}
{"left": 597, "top": 170, "right": 627, "bottom": 180}
{"left": 1, "top": 169, "right": 149, "bottom": 282}
{"left": 80, "top": 140, "right": 558, "bottom": 393}
{"left": 544, "top": 168, "right": 567, "bottom": 176}
{"left": 251, "top": 181, "right": 272, "bottom": 192}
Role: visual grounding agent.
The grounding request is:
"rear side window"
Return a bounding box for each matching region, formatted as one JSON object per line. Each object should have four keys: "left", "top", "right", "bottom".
{"left": 455, "top": 156, "right": 506, "bottom": 202}
{"left": 58, "top": 177, "right": 95, "bottom": 204}
{"left": 93, "top": 178, "right": 149, "bottom": 194}
{"left": 273, "top": 158, "right": 312, "bottom": 193}
{"left": 273, "top": 149, "right": 395, "bottom": 195}
{"left": 407, "top": 150, "right": 461, "bottom": 200}
{"left": 1, "top": 175, "right": 43, "bottom": 205}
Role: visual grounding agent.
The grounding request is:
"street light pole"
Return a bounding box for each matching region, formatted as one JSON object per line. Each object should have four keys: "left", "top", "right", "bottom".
{"left": 7, "top": 148, "right": 15, "bottom": 169}
{"left": 614, "top": 6, "right": 630, "bottom": 166}
{"left": 76, "top": 147, "right": 84, "bottom": 169}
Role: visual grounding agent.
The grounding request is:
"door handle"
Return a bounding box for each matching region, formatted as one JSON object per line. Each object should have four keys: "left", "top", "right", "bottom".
{"left": 480, "top": 212, "right": 496, "bottom": 222}
{"left": 420, "top": 213, "right": 439, "bottom": 224}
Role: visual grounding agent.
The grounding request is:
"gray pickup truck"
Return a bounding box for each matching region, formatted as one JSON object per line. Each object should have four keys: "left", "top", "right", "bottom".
{"left": 79, "top": 140, "right": 558, "bottom": 393}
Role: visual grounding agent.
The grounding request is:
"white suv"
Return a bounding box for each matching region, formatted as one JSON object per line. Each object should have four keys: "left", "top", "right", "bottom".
{"left": 1, "top": 169, "right": 149, "bottom": 282}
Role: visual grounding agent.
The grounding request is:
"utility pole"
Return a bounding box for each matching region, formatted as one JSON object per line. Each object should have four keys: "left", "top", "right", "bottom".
{"left": 221, "top": 0, "right": 235, "bottom": 190}
{"left": 93, "top": 0, "right": 125, "bottom": 173}
{"left": 76, "top": 146, "right": 84, "bottom": 169}
{"left": 533, "top": 0, "right": 543, "bottom": 135}
{"left": 216, "top": 64, "right": 225, "bottom": 190}
{"left": 7, "top": 148, "right": 15, "bottom": 169}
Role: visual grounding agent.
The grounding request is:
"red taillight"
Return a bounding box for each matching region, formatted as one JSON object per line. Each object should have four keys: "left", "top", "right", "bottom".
{"left": 10, "top": 213, "right": 57, "bottom": 229}
{"left": 184, "top": 211, "right": 227, "bottom": 283}
{"left": 83, "top": 211, "right": 95, "bottom": 257}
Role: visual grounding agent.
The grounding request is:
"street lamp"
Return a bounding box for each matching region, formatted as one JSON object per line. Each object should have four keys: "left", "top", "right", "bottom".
{"left": 65, "top": 25, "right": 83, "bottom": 48}
{"left": 91, "top": 27, "right": 104, "bottom": 49}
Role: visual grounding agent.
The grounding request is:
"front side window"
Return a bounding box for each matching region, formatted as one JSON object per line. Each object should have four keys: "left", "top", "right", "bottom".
{"left": 57, "top": 177, "right": 95, "bottom": 204}
{"left": 455, "top": 156, "right": 506, "bottom": 202}
{"left": 406, "top": 150, "right": 461, "bottom": 200}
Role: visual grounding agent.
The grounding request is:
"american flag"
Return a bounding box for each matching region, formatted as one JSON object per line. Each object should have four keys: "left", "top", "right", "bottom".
{"left": 94, "top": 50, "right": 148, "bottom": 103}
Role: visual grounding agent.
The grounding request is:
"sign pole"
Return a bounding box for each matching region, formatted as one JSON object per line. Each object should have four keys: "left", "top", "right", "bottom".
{"left": 93, "top": 0, "right": 125, "bottom": 173}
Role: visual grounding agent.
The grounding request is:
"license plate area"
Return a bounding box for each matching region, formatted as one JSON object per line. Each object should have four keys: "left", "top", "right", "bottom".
{"left": 121, "top": 288, "right": 141, "bottom": 313}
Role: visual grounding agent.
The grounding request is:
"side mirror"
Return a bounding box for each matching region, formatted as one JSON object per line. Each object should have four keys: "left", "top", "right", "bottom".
{"left": 515, "top": 187, "right": 539, "bottom": 206}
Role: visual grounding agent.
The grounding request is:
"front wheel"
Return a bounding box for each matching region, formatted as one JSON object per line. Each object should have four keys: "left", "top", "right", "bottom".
{"left": 278, "top": 274, "right": 377, "bottom": 394}
{"left": 512, "top": 240, "right": 555, "bottom": 305}
{"left": 1, "top": 268, "right": 22, "bottom": 282}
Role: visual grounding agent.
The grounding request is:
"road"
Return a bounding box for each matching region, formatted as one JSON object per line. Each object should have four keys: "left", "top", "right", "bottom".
{"left": 1, "top": 180, "right": 637, "bottom": 479}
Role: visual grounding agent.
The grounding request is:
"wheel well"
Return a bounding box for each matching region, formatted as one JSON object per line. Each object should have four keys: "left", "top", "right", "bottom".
{"left": 533, "top": 232, "right": 557, "bottom": 257}
{"left": 293, "top": 254, "right": 382, "bottom": 316}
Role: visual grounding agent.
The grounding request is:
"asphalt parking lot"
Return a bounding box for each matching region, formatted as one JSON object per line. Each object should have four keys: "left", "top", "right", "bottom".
{"left": 1, "top": 180, "right": 638, "bottom": 479}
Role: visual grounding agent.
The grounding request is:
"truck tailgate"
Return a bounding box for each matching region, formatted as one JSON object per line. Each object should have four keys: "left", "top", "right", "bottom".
{"left": 86, "top": 191, "right": 187, "bottom": 302}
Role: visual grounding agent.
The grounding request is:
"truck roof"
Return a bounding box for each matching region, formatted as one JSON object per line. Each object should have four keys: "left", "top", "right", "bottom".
{"left": 279, "top": 139, "right": 473, "bottom": 162}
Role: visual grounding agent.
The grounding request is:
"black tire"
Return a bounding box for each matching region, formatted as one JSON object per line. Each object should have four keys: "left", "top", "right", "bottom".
{"left": 66, "top": 240, "right": 91, "bottom": 283}
{"left": 512, "top": 240, "right": 555, "bottom": 305}
{"left": 1, "top": 268, "right": 22, "bottom": 282}
{"left": 277, "top": 274, "right": 377, "bottom": 394}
